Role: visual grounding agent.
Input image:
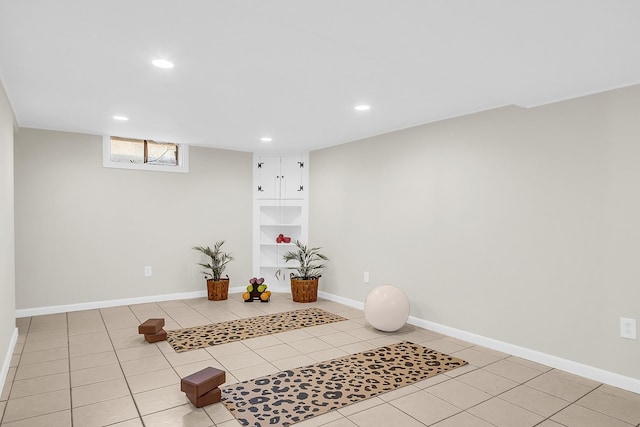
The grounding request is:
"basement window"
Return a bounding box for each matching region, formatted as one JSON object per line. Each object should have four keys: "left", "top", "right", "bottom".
{"left": 103, "top": 136, "right": 189, "bottom": 173}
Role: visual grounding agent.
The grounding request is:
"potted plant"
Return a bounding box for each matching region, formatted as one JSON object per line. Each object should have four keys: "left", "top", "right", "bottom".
{"left": 282, "top": 240, "right": 328, "bottom": 303}
{"left": 193, "top": 241, "right": 233, "bottom": 301}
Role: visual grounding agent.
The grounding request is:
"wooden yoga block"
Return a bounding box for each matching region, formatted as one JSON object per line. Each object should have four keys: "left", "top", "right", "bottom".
{"left": 186, "top": 387, "right": 222, "bottom": 408}
{"left": 144, "top": 329, "right": 167, "bottom": 343}
{"left": 181, "top": 367, "right": 226, "bottom": 397}
{"left": 138, "top": 318, "right": 165, "bottom": 335}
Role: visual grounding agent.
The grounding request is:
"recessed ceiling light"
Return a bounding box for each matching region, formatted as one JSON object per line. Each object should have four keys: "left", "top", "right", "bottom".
{"left": 152, "top": 59, "right": 174, "bottom": 69}
{"left": 354, "top": 104, "right": 371, "bottom": 111}
{"left": 260, "top": 137, "right": 273, "bottom": 143}
{"left": 113, "top": 115, "right": 129, "bottom": 121}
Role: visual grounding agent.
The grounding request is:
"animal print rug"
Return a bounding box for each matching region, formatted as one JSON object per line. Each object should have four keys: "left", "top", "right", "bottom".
{"left": 221, "top": 341, "right": 467, "bottom": 427}
{"left": 166, "top": 308, "right": 346, "bottom": 352}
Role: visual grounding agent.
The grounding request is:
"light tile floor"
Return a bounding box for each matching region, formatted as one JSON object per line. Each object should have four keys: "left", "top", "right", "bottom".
{"left": 1, "top": 294, "right": 640, "bottom": 426}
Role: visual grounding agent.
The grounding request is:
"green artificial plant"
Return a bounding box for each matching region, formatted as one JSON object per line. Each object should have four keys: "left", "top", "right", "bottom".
{"left": 282, "top": 240, "right": 328, "bottom": 280}
{"left": 193, "top": 241, "right": 233, "bottom": 281}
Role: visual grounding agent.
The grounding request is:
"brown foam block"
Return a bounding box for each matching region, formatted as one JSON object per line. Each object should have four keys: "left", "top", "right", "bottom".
{"left": 138, "top": 318, "right": 165, "bottom": 335}
{"left": 186, "top": 387, "right": 222, "bottom": 408}
{"left": 181, "top": 367, "right": 226, "bottom": 396}
{"left": 144, "top": 329, "right": 167, "bottom": 343}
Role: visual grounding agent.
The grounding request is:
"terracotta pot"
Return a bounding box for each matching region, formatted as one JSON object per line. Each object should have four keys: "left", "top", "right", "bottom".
{"left": 207, "top": 278, "right": 229, "bottom": 301}
{"left": 290, "top": 278, "right": 319, "bottom": 303}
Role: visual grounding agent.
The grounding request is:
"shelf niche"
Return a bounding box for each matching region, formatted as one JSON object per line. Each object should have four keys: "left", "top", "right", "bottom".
{"left": 253, "top": 154, "right": 309, "bottom": 291}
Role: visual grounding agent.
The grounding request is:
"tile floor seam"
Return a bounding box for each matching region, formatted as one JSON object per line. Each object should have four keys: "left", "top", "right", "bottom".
{"left": 483, "top": 367, "right": 575, "bottom": 427}
{"left": 2, "top": 317, "right": 68, "bottom": 426}
{"left": 388, "top": 393, "right": 469, "bottom": 427}
{"left": 65, "top": 311, "right": 74, "bottom": 427}
{"left": 187, "top": 298, "right": 224, "bottom": 324}
{"left": 483, "top": 357, "right": 547, "bottom": 378}
{"left": 451, "top": 367, "right": 523, "bottom": 400}
{"left": 497, "top": 394, "right": 568, "bottom": 427}
{"left": 0, "top": 318, "right": 28, "bottom": 420}
{"left": 103, "top": 417, "right": 141, "bottom": 426}
{"left": 447, "top": 391, "right": 534, "bottom": 426}
{"left": 100, "top": 305, "right": 143, "bottom": 426}
{"left": 2, "top": 373, "right": 13, "bottom": 407}
{"left": 70, "top": 391, "right": 133, "bottom": 410}
{"left": 572, "top": 384, "right": 639, "bottom": 426}
{"left": 522, "top": 371, "right": 595, "bottom": 399}
{"left": 428, "top": 368, "right": 549, "bottom": 427}
{"left": 1, "top": 408, "right": 72, "bottom": 427}
{"left": 6, "top": 297, "right": 640, "bottom": 427}
{"left": 526, "top": 383, "right": 608, "bottom": 427}
{"left": 532, "top": 419, "right": 567, "bottom": 427}
{"left": 143, "top": 302, "right": 218, "bottom": 426}
{"left": 432, "top": 410, "right": 502, "bottom": 427}
{"left": 134, "top": 398, "right": 188, "bottom": 419}
{"left": 398, "top": 378, "right": 488, "bottom": 427}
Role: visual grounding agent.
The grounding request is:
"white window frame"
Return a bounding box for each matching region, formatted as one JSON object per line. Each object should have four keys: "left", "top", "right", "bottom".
{"left": 102, "top": 135, "right": 189, "bottom": 173}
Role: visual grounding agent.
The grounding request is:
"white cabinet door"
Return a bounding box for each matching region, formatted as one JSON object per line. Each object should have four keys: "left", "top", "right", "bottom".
{"left": 256, "top": 155, "right": 305, "bottom": 200}
{"left": 256, "top": 156, "right": 282, "bottom": 199}
{"left": 280, "top": 156, "right": 305, "bottom": 199}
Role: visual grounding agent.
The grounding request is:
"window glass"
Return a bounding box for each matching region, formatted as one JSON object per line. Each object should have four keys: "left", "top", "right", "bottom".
{"left": 110, "top": 137, "right": 144, "bottom": 163}
{"left": 103, "top": 136, "right": 189, "bottom": 173}
{"left": 147, "top": 141, "right": 178, "bottom": 165}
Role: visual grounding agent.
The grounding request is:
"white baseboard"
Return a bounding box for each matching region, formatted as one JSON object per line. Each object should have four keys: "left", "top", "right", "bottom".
{"left": 318, "top": 291, "right": 640, "bottom": 395}
{"left": 318, "top": 291, "right": 364, "bottom": 310}
{"left": 408, "top": 316, "right": 640, "bottom": 395}
{"left": 15, "top": 290, "right": 208, "bottom": 318}
{"left": 13, "top": 289, "right": 640, "bottom": 394}
{"left": 0, "top": 327, "right": 18, "bottom": 398}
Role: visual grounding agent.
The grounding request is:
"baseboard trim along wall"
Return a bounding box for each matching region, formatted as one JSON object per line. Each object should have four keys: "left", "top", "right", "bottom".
{"left": 15, "top": 287, "right": 256, "bottom": 318}
{"left": 0, "top": 328, "right": 18, "bottom": 399}
{"left": 14, "top": 289, "right": 640, "bottom": 394}
{"left": 318, "top": 291, "right": 640, "bottom": 395}
{"left": 15, "top": 290, "right": 208, "bottom": 318}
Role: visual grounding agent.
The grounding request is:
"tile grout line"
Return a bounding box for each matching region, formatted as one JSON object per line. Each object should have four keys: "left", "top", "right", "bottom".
{"left": 129, "top": 304, "right": 170, "bottom": 426}
{"left": 0, "top": 317, "right": 29, "bottom": 425}
{"left": 129, "top": 301, "right": 216, "bottom": 424}
{"left": 9, "top": 300, "right": 640, "bottom": 427}
{"left": 505, "top": 369, "right": 601, "bottom": 426}
{"left": 472, "top": 362, "right": 567, "bottom": 426}
{"left": 562, "top": 384, "right": 637, "bottom": 427}
{"left": 3, "top": 317, "right": 73, "bottom": 427}
{"left": 66, "top": 312, "right": 73, "bottom": 427}
{"left": 480, "top": 355, "right": 607, "bottom": 423}
{"left": 415, "top": 357, "right": 547, "bottom": 426}
{"left": 387, "top": 383, "right": 490, "bottom": 427}
{"left": 99, "top": 305, "right": 144, "bottom": 426}
{"left": 384, "top": 348, "right": 570, "bottom": 426}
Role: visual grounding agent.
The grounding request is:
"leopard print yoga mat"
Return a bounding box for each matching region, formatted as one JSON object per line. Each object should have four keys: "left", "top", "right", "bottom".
{"left": 166, "top": 308, "right": 346, "bottom": 353}
{"left": 221, "top": 341, "right": 467, "bottom": 427}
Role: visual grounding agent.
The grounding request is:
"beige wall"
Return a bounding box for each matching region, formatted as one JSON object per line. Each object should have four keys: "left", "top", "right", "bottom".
{"left": 310, "top": 85, "right": 640, "bottom": 380}
{"left": 0, "top": 80, "right": 16, "bottom": 385}
{"left": 14, "top": 129, "right": 252, "bottom": 309}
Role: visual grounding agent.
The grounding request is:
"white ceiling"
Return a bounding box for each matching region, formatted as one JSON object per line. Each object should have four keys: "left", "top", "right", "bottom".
{"left": 1, "top": 1, "right": 639, "bottom": 152}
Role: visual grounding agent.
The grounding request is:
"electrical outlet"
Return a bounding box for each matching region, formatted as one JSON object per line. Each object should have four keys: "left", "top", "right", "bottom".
{"left": 144, "top": 266, "right": 152, "bottom": 277}
{"left": 620, "top": 317, "right": 637, "bottom": 340}
{"left": 363, "top": 272, "right": 370, "bottom": 284}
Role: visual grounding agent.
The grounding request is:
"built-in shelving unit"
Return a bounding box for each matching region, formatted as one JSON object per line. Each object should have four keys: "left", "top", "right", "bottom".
{"left": 253, "top": 153, "right": 309, "bottom": 291}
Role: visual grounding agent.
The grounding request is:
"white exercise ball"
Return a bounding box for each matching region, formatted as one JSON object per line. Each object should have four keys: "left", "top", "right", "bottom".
{"left": 364, "top": 285, "right": 410, "bottom": 332}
